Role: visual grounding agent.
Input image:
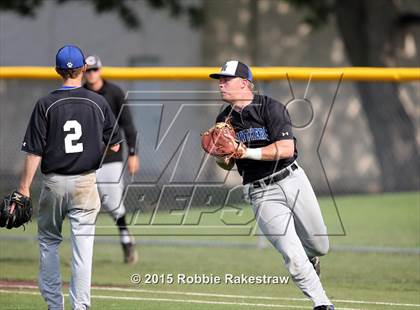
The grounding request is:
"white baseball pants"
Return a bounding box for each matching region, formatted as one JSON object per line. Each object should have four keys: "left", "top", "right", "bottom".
{"left": 248, "top": 162, "right": 332, "bottom": 307}
{"left": 38, "top": 172, "right": 100, "bottom": 310}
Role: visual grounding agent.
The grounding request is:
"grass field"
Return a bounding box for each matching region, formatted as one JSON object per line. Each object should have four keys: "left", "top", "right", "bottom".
{"left": 0, "top": 191, "right": 419, "bottom": 309}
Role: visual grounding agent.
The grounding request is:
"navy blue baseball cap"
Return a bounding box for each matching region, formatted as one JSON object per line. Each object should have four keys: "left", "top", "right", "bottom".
{"left": 209, "top": 60, "right": 253, "bottom": 81}
{"left": 55, "top": 45, "right": 85, "bottom": 69}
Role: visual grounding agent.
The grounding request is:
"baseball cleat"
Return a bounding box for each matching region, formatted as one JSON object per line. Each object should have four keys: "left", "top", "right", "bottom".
{"left": 122, "top": 237, "right": 138, "bottom": 264}
{"left": 313, "top": 305, "right": 335, "bottom": 310}
{"left": 310, "top": 256, "right": 321, "bottom": 276}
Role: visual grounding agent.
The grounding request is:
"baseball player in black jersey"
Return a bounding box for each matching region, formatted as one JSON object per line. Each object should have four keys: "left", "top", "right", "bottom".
{"left": 18, "top": 45, "right": 122, "bottom": 310}
{"left": 83, "top": 55, "right": 139, "bottom": 264}
{"left": 209, "top": 61, "right": 334, "bottom": 310}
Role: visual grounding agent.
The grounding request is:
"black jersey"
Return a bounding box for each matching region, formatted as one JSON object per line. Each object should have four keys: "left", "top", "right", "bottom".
{"left": 216, "top": 94, "right": 298, "bottom": 184}
{"left": 83, "top": 80, "right": 137, "bottom": 164}
{"left": 21, "top": 86, "right": 123, "bottom": 175}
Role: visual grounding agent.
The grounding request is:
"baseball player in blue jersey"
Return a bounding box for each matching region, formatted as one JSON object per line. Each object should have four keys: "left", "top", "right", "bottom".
{"left": 18, "top": 45, "right": 122, "bottom": 310}
{"left": 209, "top": 60, "right": 334, "bottom": 310}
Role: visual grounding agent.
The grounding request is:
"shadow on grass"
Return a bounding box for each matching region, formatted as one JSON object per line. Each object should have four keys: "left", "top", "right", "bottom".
{"left": 0, "top": 257, "right": 37, "bottom": 264}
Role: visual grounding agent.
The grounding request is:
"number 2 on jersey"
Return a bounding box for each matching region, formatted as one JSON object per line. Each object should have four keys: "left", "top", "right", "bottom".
{"left": 63, "top": 120, "right": 83, "bottom": 153}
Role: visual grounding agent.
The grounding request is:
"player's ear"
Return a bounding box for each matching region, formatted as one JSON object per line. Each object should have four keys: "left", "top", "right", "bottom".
{"left": 241, "top": 78, "right": 247, "bottom": 89}
{"left": 81, "top": 64, "right": 88, "bottom": 73}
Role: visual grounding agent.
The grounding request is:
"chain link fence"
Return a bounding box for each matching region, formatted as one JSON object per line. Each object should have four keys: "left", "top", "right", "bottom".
{"left": 0, "top": 78, "right": 418, "bottom": 215}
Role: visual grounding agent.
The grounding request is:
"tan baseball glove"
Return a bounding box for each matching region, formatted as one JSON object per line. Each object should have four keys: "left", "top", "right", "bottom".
{"left": 201, "top": 118, "right": 246, "bottom": 159}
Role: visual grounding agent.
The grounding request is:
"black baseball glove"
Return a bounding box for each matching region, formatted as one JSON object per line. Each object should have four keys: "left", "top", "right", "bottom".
{"left": 0, "top": 190, "right": 32, "bottom": 229}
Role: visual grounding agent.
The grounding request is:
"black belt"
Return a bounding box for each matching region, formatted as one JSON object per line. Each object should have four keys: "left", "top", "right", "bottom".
{"left": 252, "top": 163, "right": 298, "bottom": 188}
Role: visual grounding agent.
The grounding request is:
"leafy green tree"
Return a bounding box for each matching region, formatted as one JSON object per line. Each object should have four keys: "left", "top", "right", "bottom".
{"left": 284, "top": 0, "right": 419, "bottom": 191}
{"left": 0, "top": 0, "right": 202, "bottom": 28}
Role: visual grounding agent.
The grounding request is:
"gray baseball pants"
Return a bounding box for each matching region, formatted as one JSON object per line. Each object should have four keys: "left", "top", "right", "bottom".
{"left": 95, "top": 162, "right": 126, "bottom": 220}
{"left": 248, "top": 161, "right": 332, "bottom": 307}
{"left": 38, "top": 172, "right": 100, "bottom": 310}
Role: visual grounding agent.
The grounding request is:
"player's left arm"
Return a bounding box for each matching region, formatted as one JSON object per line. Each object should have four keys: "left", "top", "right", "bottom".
{"left": 103, "top": 100, "right": 123, "bottom": 153}
{"left": 115, "top": 87, "right": 139, "bottom": 174}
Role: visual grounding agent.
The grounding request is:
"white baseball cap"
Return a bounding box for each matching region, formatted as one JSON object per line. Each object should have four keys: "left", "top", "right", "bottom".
{"left": 85, "top": 55, "right": 102, "bottom": 69}
{"left": 209, "top": 60, "right": 253, "bottom": 81}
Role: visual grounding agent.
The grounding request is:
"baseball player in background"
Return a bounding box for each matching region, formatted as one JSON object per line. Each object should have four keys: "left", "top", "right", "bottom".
{"left": 18, "top": 45, "right": 122, "bottom": 309}
{"left": 83, "top": 55, "right": 139, "bottom": 264}
{"left": 209, "top": 61, "right": 334, "bottom": 310}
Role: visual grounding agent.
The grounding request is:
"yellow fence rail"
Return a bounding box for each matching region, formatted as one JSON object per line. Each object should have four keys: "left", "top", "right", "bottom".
{"left": 0, "top": 66, "right": 419, "bottom": 81}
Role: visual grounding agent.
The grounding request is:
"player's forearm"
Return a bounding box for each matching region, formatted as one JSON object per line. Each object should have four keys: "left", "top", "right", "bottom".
{"left": 120, "top": 107, "right": 138, "bottom": 154}
{"left": 242, "top": 140, "right": 294, "bottom": 161}
{"left": 122, "top": 124, "right": 137, "bottom": 150}
{"left": 125, "top": 131, "right": 138, "bottom": 156}
{"left": 261, "top": 141, "right": 294, "bottom": 160}
{"left": 18, "top": 154, "right": 41, "bottom": 196}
